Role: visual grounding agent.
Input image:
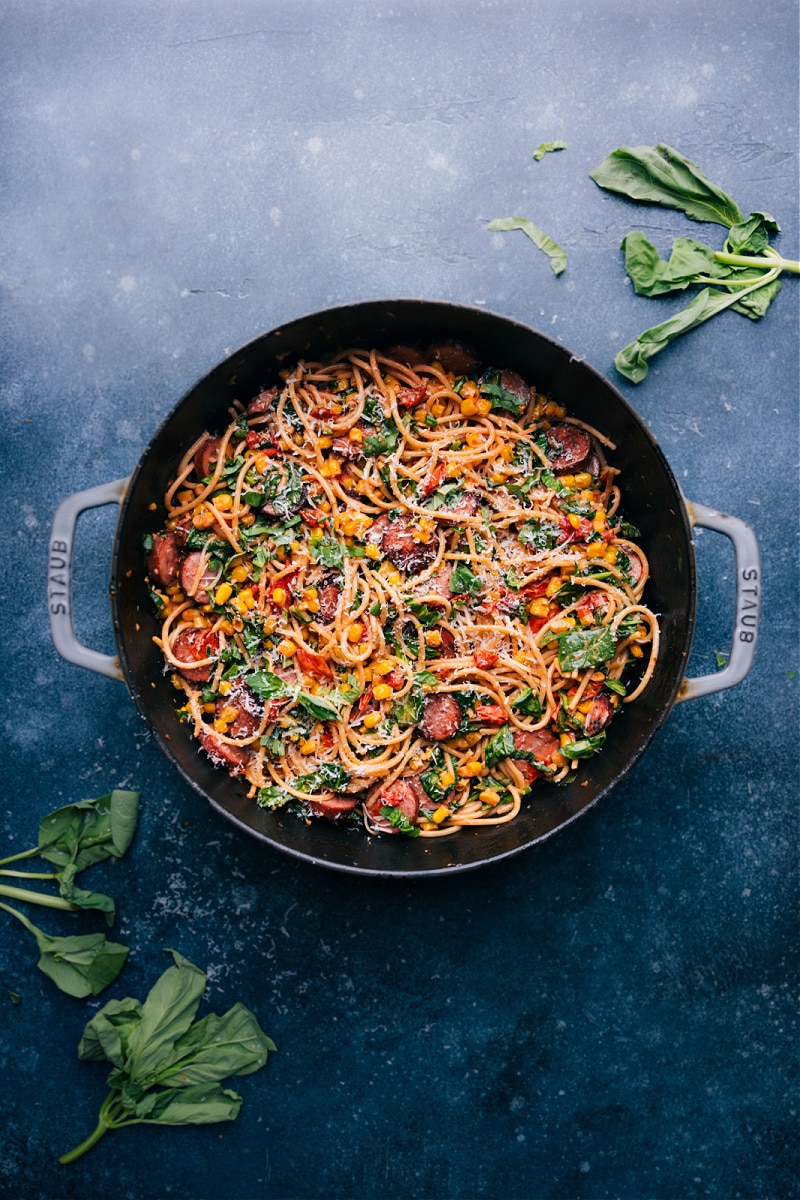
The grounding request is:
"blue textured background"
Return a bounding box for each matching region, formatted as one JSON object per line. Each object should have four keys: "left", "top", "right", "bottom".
{"left": 1, "top": 2, "right": 797, "bottom": 1197}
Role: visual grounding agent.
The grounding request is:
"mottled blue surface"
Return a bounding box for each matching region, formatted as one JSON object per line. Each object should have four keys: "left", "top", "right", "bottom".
{"left": 1, "top": 2, "right": 798, "bottom": 1198}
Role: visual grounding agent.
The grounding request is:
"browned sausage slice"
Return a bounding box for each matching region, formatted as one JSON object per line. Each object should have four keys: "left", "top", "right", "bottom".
{"left": 172, "top": 628, "right": 220, "bottom": 683}
{"left": 194, "top": 435, "right": 222, "bottom": 480}
{"left": 418, "top": 693, "right": 461, "bottom": 740}
{"left": 426, "top": 341, "right": 478, "bottom": 374}
{"left": 499, "top": 370, "right": 531, "bottom": 406}
{"left": 545, "top": 424, "right": 592, "bottom": 473}
{"left": 215, "top": 679, "right": 263, "bottom": 739}
{"left": 180, "top": 552, "right": 218, "bottom": 604}
{"left": 511, "top": 727, "right": 559, "bottom": 783}
{"left": 306, "top": 794, "right": 360, "bottom": 820}
{"left": 148, "top": 532, "right": 180, "bottom": 587}
{"left": 584, "top": 693, "right": 614, "bottom": 737}
{"left": 365, "top": 779, "right": 421, "bottom": 832}
{"left": 330, "top": 436, "right": 363, "bottom": 461}
{"left": 383, "top": 343, "right": 426, "bottom": 367}
{"left": 197, "top": 727, "right": 250, "bottom": 775}
{"left": 247, "top": 386, "right": 278, "bottom": 416}
{"left": 366, "top": 514, "right": 438, "bottom": 574}
{"left": 446, "top": 490, "right": 480, "bottom": 517}
{"left": 436, "top": 627, "right": 458, "bottom": 661}
{"left": 316, "top": 580, "right": 341, "bottom": 624}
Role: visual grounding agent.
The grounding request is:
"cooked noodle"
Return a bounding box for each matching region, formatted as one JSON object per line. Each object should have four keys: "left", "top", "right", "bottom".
{"left": 145, "top": 345, "right": 659, "bottom": 839}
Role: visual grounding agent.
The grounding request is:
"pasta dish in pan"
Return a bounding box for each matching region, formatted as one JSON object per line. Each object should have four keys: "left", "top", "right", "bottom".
{"left": 144, "top": 340, "right": 659, "bottom": 838}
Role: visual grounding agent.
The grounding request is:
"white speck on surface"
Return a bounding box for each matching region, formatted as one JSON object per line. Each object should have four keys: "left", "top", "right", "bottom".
{"left": 119, "top": 275, "right": 137, "bottom": 294}
{"left": 675, "top": 83, "right": 698, "bottom": 107}
{"left": 700, "top": 63, "right": 715, "bottom": 78}
{"left": 131, "top": 147, "right": 141, "bottom": 160}
{"left": 22, "top": 505, "right": 38, "bottom": 529}
{"left": 427, "top": 151, "right": 452, "bottom": 173}
{"left": 307, "top": 136, "right": 324, "bottom": 156}
{"left": 82, "top": 343, "right": 95, "bottom": 362}
{"left": 270, "top": 207, "right": 282, "bottom": 226}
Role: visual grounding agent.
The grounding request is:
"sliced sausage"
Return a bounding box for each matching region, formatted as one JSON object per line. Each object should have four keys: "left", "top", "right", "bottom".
{"left": 447, "top": 490, "right": 481, "bottom": 517}
{"left": 511, "top": 727, "right": 559, "bottom": 783}
{"left": 180, "top": 552, "right": 218, "bottom": 605}
{"left": 366, "top": 513, "right": 438, "bottom": 574}
{"left": 197, "top": 727, "right": 250, "bottom": 775}
{"left": 317, "top": 579, "right": 341, "bottom": 624}
{"left": 545, "top": 424, "right": 592, "bottom": 473}
{"left": 418, "top": 693, "right": 461, "bottom": 741}
{"left": 436, "top": 627, "right": 458, "bottom": 661}
{"left": 624, "top": 549, "right": 644, "bottom": 583}
{"left": 215, "top": 679, "right": 263, "bottom": 740}
{"left": 584, "top": 693, "right": 614, "bottom": 737}
{"left": 194, "top": 435, "right": 222, "bottom": 481}
{"left": 331, "top": 436, "right": 363, "bottom": 461}
{"left": 247, "top": 386, "right": 278, "bottom": 416}
{"left": 148, "top": 532, "right": 180, "bottom": 587}
{"left": 173, "top": 515, "right": 194, "bottom": 548}
{"left": 172, "top": 628, "right": 220, "bottom": 683}
{"left": 425, "top": 563, "right": 452, "bottom": 597}
{"left": 365, "top": 779, "right": 421, "bottom": 832}
{"left": 383, "top": 344, "right": 426, "bottom": 367}
{"left": 498, "top": 370, "right": 531, "bottom": 406}
{"left": 426, "top": 341, "right": 478, "bottom": 375}
{"left": 306, "top": 794, "right": 360, "bottom": 820}
{"left": 396, "top": 382, "right": 429, "bottom": 409}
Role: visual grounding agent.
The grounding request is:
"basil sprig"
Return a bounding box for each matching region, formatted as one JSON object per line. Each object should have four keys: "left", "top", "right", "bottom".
{"left": 59, "top": 951, "right": 275, "bottom": 1164}
{"left": 0, "top": 790, "right": 139, "bottom": 998}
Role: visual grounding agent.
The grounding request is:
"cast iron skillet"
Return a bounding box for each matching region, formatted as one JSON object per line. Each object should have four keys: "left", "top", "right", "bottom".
{"left": 48, "top": 301, "right": 761, "bottom": 876}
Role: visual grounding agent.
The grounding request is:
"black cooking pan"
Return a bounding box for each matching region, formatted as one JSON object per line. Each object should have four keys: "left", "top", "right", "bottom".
{"left": 48, "top": 301, "right": 761, "bottom": 876}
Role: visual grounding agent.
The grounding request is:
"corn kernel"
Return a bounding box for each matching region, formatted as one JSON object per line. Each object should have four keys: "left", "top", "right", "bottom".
{"left": 586, "top": 543, "right": 606, "bottom": 558}
{"left": 498, "top": 444, "right": 514, "bottom": 463}
{"left": 232, "top": 617, "right": 244, "bottom": 632}
{"left": 329, "top": 402, "right": 343, "bottom": 415}
{"left": 177, "top": 489, "right": 195, "bottom": 503}
{"left": 431, "top": 805, "right": 450, "bottom": 825}
{"left": 424, "top": 629, "right": 442, "bottom": 648}
{"left": 227, "top": 564, "right": 246, "bottom": 584}
{"left": 362, "top": 666, "right": 373, "bottom": 682}
{"left": 214, "top": 493, "right": 233, "bottom": 512}
{"left": 446, "top": 463, "right": 462, "bottom": 479}
{"left": 604, "top": 547, "right": 618, "bottom": 564}
{"left": 574, "top": 472, "right": 593, "bottom": 487}
{"left": 218, "top": 679, "right": 232, "bottom": 696}
{"left": 238, "top": 588, "right": 256, "bottom": 610}
{"left": 320, "top": 459, "right": 341, "bottom": 478}
{"left": 529, "top": 598, "right": 550, "bottom": 618}
{"left": 479, "top": 789, "right": 500, "bottom": 807}
{"left": 544, "top": 401, "right": 566, "bottom": 418}
{"left": 192, "top": 507, "right": 215, "bottom": 529}
{"left": 464, "top": 731, "right": 481, "bottom": 747}
{"left": 255, "top": 452, "right": 272, "bottom": 473}
{"left": 438, "top": 769, "right": 455, "bottom": 788}
{"left": 461, "top": 761, "right": 483, "bottom": 778}
{"left": 214, "top": 582, "right": 233, "bottom": 605}
{"left": 239, "top": 512, "right": 256, "bottom": 526}
{"left": 348, "top": 427, "right": 364, "bottom": 443}
{"left": 318, "top": 499, "right": 331, "bottom": 512}
{"left": 579, "top": 609, "right": 594, "bottom": 627}
{"left": 365, "top": 542, "right": 381, "bottom": 560}
{"left": 578, "top": 700, "right": 594, "bottom": 714}
{"left": 317, "top": 437, "right": 332, "bottom": 450}
{"left": 385, "top": 568, "right": 401, "bottom": 586}
{"left": 476, "top": 398, "right": 493, "bottom": 416}
{"left": 290, "top": 539, "right": 303, "bottom": 553}
{"left": 362, "top": 711, "right": 382, "bottom": 729}
{"left": 347, "top": 622, "right": 364, "bottom": 643}
{"left": 559, "top": 733, "right": 573, "bottom": 747}
{"left": 431, "top": 402, "right": 446, "bottom": 417}
{"left": 568, "top": 513, "right": 582, "bottom": 530}
{"left": 271, "top": 586, "right": 288, "bottom": 608}
{"left": 630, "top": 643, "right": 644, "bottom": 658}
{"left": 545, "top": 577, "right": 561, "bottom": 597}
{"left": 460, "top": 397, "right": 477, "bottom": 416}
{"left": 373, "top": 659, "right": 393, "bottom": 675}
{"left": 465, "top": 431, "right": 484, "bottom": 448}
{"left": 277, "top": 639, "right": 296, "bottom": 656}
{"left": 560, "top": 475, "right": 576, "bottom": 488}
{"left": 593, "top": 515, "right": 606, "bottom": 533}
{"left": 372, "top": 683, "right": 392, "bottom": 701}
{"left": 550, "top": 616, "right": 575, "bottom": 633}
{"left": 551, "top": 750, "right": 567, "bottom": 768}
{"left": 299, "top": 738, "right": 317, "bottom": 755}
{"left": 263, "top": 615, "right": 278, "bottom": 634}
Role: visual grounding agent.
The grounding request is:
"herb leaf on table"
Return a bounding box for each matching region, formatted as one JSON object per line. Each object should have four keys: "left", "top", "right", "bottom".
{"left": 59, "top": 950, "right": 276, "bottom": 1164}
{"left": 486, "top": 216, "right": 567, "bottom": 276}
{"left": 590, "top": 143, "right": 798, "bottom": 381}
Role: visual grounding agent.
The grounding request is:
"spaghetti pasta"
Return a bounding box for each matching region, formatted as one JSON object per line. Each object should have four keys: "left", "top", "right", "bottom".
{"left": 144, "top": 342, "right": 659, "bottom": 838}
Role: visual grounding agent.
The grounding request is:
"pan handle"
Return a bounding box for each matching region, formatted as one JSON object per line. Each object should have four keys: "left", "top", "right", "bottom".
{"left": 48, "top": 478, "right": 130, "bottom": 680}
{"left": 678, "top": 499, "right": 760, "bottom": 701}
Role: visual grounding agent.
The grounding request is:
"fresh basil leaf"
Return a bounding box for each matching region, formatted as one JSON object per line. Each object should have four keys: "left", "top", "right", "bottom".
{"left": 486, "top": 216, "right": 567, "bottom": 277}
{"left": 310, "top": 538, "right": 344, "bottom": 570}
{"left": 533, "top": 140, "right": 567, "bottom": 161}
{"left": 512, "top": 687, "right": 543, "bottom": 718}
{"left": 392, "top": 692, "right": 423, "bottom": 728}
{"left": 379, "top": 806, "right": 420, "bottom": 837}
{"left": 296, "top": 692, "right": 340, "bottom": 722}
{"left": 124, "top": 950, "right": 207, "bottom": 1086}
{"left": 479, "top": 381, "right": 528, "bottom": 415}
{"left": 407, "top": 600, "right": 446, "bottom": 628}
{"left": 557, "top": 627, "right": 616, "bottom": 672}
{"left": 604, "top": 678, "right": 627, "bottom": 696}
{"left": 449, "top": 562, "right": 483, "bottom": 596}
{"left": 246, "top": 670, "right": 293, "bottom": 701}
{"left": 57, "top": 865, "right": 116, "bottom": 926}
{"left": 155, "top": 1002, "right": 275, "bottom": 1088}
{"left": 518, "top": 520, "right": 561, "bottom": 551}
{"left": 561, "top": 733, "right": 607, "bottom": 760}
{"left": 256, "top": 785, "right": 291, "bottom": 808}
{"left": 38, "top": 790, "right": 140, "bottom": 874}
{"left": 484, "top": 724, "right": 516, "bottom": 769}
{"left": 294, "top": 763, "right": 351, "bottom": 792}
{"left": 590, "top": 143, "right": 744, "bottom": 227}
{"left": 621, "top": 232, "right": 730, "bottom": 297}
{"left": 31, "top": 926, "right": 129, "bottom": 999}
{"left": 420, "top": 749, "right": 456, "bottom": 803}
{"left": 78, "top": 997, "right": 144, "bottom": 1066}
